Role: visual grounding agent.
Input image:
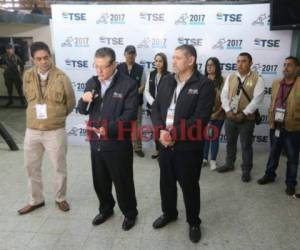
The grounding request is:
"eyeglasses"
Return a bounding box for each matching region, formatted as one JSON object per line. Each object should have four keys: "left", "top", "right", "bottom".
{"left": 93, "top": 62, "right": 113, "bottom": 71}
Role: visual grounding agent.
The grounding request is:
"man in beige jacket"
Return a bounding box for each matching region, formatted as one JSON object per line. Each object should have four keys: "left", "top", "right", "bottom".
{"left": 18, "top": 42, "right": 75, "bottom": 214}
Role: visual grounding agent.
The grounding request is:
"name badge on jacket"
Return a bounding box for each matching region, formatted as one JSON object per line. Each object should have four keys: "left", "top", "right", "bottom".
{"left": 36, "top": 104, "right": 47, "bottom": 119}
{"left": 112, "top": 92, "right": 123, "bottom": 99}
{"left": 188, "top": 88, "right": 198, "bottom": 95}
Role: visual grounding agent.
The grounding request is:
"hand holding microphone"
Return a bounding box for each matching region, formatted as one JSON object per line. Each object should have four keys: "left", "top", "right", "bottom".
{"left": 82, "top": 89, "right": 97, "bottom": 111}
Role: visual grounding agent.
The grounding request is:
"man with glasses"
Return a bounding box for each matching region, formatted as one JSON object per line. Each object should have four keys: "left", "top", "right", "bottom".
{"left": 78, "top": 47, "right": 139, "bottom": 231}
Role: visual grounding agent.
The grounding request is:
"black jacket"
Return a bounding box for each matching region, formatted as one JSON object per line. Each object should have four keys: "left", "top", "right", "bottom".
{"left": 77, "top": 71, "right": 138, "bottom": 151}
{"left": 117, "top": 62, "right": 144, "bottom": 105}
{"left": 151, "top": 71, "right": 215, "bottom": 151}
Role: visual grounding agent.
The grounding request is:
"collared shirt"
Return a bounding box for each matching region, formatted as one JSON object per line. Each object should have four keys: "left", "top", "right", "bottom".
{"left": 38, "top": 70, "right": 49, "bottom": 81}
{"left": 274, "top": 80, "right": 294, "bottom": 109}
{"left": 221, "top": 71, "right": 265, "bottom": 115}
{"left": 99, "top": 69, "right": 117, "bottom": 97}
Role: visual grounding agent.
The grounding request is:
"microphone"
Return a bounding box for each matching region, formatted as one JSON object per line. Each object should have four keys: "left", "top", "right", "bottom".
{"left": 86, "top": 89, "right": 96, "bottom": 112}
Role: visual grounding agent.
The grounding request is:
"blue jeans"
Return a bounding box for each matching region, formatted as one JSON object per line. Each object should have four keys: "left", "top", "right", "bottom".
{"left": 265, "top": 129, "right": 300, "bottom": 187}
{"left": 203, "top": 119, "right": 224, "bottom": 161}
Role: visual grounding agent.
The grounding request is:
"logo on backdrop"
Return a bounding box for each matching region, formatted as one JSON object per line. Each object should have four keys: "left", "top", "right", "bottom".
{"left": 61, "top": 37, "right": 89, "bottom": 48}
{"left": 252, "top": 64, "right": 279, "bottom": 75}
{"left": 65, "top": 59, "right": 89, "bottom": 69}
{"left": 212, "top": 38, "right": 243, "bottom": 50}
{"left": 253, "top": 38, "right": 280, "bottom": 49}
{"left": 139, "top": 60, "right": 155, "bottom": 69}
{"left": 67, "top": 125, "right": 87, "bottom": 137}
{"left": 71, "top": 82, "right": 86, "bottom": 92}
{"left": 175, "top": 13, "right": 206, "bottom": 25}
{"left": 196, "top": 63, "right": 203, "bottom": 71}
{"left": 139, "top": 12, "right": 165, "bottom": 23}
{"left": 252, "top": 13, "right": 270, "bottom": 26}
{"left": 216, "top": 12, "right": 243, "bottom": 24}
{"left": 96, "top": 13, "right": 126, "bottom": 24}
{"left": 99, "top": 36, "right": 124, "bottom": 46}
{"left": 177, "top": 37, "right": 204, "bottom": 47}
{"left": 62, "top": 12, "right": 87, "bottom": 22}
{"left": 220, "top": 63, "right": 237, "bottom": 71}
{"left": 137, "top": 37, "right": 167, "bottom": 49}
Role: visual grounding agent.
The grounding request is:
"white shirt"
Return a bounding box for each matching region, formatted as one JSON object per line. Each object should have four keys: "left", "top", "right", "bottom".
{"left": 99, "top": 70, "right": 117, "bottom": 97}
{"left": 144, "top": 72, "right": 161, "bottom": 106}
{"left": 221, "top": 71, "right": 265, "bottom": 115}
{"left": 38, "top": 70, "right": 49, "bottom": 81}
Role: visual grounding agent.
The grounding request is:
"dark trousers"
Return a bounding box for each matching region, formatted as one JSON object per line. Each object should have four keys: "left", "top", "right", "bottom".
{"left": 203, "top": 119, "right": 224, "bottom": 161}
{"left": 91, "top": 148, "right": 138, "bottom": 219}
{"left": 265, "top": 129, "right": 300, "bottom": 188}
{"left": 4, "top": 72, "right": 23, "bottom": 101}
{"left": 225, "top": 118, "right": 255, "bottom": 172}
{"left": 158, "top": 147, "right": 202, "bottom": 226}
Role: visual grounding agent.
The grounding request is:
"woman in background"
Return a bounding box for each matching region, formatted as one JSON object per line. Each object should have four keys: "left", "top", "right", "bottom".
{"left": 144, "top": 52, "right": 170, "bottom": 159}
{"left": 202, "top": 57, "right": 225, "bottom": 170}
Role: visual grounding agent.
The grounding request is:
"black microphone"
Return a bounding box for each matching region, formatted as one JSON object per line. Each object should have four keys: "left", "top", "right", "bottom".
{"left": 86, "top": 89, "right": 96, "bottom": 112}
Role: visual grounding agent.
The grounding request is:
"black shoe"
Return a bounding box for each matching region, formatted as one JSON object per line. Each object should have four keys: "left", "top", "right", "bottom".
{"left": 217, "top": 164, "right": 234, "bottom": 173}
{"left": 241, "top": 172, "right": 251, "bottom": 183}
{"left": 5, "top": 100, "right": 13, "bottom": 107}
{"left": 189, "top": 225, "right": 201, "bottom": 243}
{"left": 285, "top": 186, "right": 295, "bottom": 196}
{"left": 152, "top": 214, "right": 177, "bottom": 229}
{"left": 122, "top": 217, "right": 136, "bottom": 231}
{"left": 257, "top": 175, "right": 275, "bottom": 185}
{"left": 293, "top": 193, "right": 300, "bottom": 199}
{"left": 151, "top": 153, "right": 159, "bottom": 159}
{"left": 135, "top": 150, "right": 145, "bottom": 158}
{"left": 92, "top": 211, "right": 114, "bottom": 226}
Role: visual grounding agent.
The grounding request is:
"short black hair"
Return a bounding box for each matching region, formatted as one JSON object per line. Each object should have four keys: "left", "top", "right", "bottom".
{"left": 238, "top": 52, "right": 252, "bottom": 63}
{"left": 285, "top": 56, "right": 300, "bottom": 66}
{"left": 175, "top": 44, "right": 197, "bottom": 71}
{"left": 30, "top": 42, "right": 51, "bottom": 58}
{"left": 95, "top": 47, "right": 116, "bottom": 64}
{"left": 5, "top": 44, "right": 13, "bottom": 50}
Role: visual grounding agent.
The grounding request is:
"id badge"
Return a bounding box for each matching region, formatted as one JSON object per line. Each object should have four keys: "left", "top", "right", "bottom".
{"left": 35, "top": 104, "right": 47, "bottom": 119}
{"left": 275, "top": 129, "right": 280, "bottom": 138}
{"left": 230, "top": 95, "right": 240, "bottom": 114}
{"left": 274, "top": 108, "right": 285, "bottom": 123}
{"left": 166, "top": 108, "right": 175, "bottom": 127}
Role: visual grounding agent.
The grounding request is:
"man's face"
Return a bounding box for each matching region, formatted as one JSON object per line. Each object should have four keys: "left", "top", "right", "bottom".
{"left": 94, "top": 56, "right": 116, "bottom": 81}
{"left": 237, "top": 55, "right": 252, "bottom": 75}
{"left": 32, "top": 50, "right": 51, "bottom": 73}
{"left": 172, "top": 49, "right": 194, "bottom": 74}
{"left": 6, "top": 48, "right": 14, "bottom": 56}
{"left": 283, "top": 59, "right": 300, "bottom": 79}
{"left": 124, "top": 52, "right": 136, "bottom": 64}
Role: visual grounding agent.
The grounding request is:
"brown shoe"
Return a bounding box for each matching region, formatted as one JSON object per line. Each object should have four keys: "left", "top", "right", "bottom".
{"left": 56, "top": 200, "right": 70, "bottom": 212}
{"left": 18, "top": 202, "right": 45, "bottom": 215}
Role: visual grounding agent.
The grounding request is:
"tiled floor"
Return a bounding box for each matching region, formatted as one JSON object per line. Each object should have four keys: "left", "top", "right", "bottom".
{"left": 0, "top": 106, "right": 299, "bottom": 250}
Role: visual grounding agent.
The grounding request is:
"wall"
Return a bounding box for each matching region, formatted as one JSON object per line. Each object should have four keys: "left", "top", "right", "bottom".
{"left": 0, "top": 23, "right": 51, "bottom": 96}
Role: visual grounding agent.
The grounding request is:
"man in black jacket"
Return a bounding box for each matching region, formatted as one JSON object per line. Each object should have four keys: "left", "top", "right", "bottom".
{"left": 151, "top": 45, "right": 215, "bottom": 243}
{"left": 117, "top": 45, "right": 146, "bottom": 157}
{"left": 78, "top": 47, "right": 139, "bottom": 231}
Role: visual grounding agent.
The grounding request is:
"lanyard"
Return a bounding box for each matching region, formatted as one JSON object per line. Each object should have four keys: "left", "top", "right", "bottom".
{"left": 280, "top": 83, "right": 294, "bottom": 106}
{"left": 237, "top": 77, "right": 246, "bottom": 95}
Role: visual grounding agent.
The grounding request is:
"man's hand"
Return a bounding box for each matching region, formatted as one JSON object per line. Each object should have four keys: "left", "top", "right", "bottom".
{"left": 82, "top": 91, "right": 94, "bottom": 103}
{"left": 159, "top": 130, "right": 173, "bottom": 147}
{"left": 99, "top": 127, "right": 106, "bottom": 136}
{"left": 226, "top": 111, "right": 236, "bottom": 121}
{"left": 235, "top": 112, "right": 246, "bottom": 123}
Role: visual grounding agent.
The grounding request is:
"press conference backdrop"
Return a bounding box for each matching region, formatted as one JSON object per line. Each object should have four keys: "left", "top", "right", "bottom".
{"left": 51, "top": 3, "right": 292, "bottom": 150}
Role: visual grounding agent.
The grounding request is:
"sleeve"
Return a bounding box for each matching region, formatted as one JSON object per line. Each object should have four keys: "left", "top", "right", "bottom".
{"left": 221, "top": 74, "right": 231, "bottom": 112}
{"left": 77, "top": 78, "right": 96, "bottom": 115}
{"left": 242, "top": 77, "right": 265, "bottom": 115}
{"left": 144, "top": 74, "right": 154, "bottom": 106}
{"left": 63, "top": 76, "right": 76, "bottom": 115}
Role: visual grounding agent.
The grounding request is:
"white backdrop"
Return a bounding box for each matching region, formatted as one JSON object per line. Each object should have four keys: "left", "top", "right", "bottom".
{"left": 51, "top": 3, "right": 292, "bottom": 150}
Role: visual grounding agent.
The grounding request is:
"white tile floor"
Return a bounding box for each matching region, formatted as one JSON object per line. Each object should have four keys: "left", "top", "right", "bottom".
{"left": 0, "top": 107, "right": 299, "bottom": 250}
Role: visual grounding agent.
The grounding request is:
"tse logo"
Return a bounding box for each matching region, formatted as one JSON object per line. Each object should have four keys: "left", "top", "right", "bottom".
{"left": 65, "top": 59, "right": 88, "bottom": 68}
{"left": 62, "top": 12, "right": 86, "bottom": 21}
{"left": 217, "top": 13, "right": 242, "bottom": 22}
{"left": 140, "top": 12, "right": 165, "bottom": 22}
{"left": 254, "top": 39, "right": 280, "bottom": 48}
{"left": 178, "top": 37, "right": 203, "bottom": 47}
